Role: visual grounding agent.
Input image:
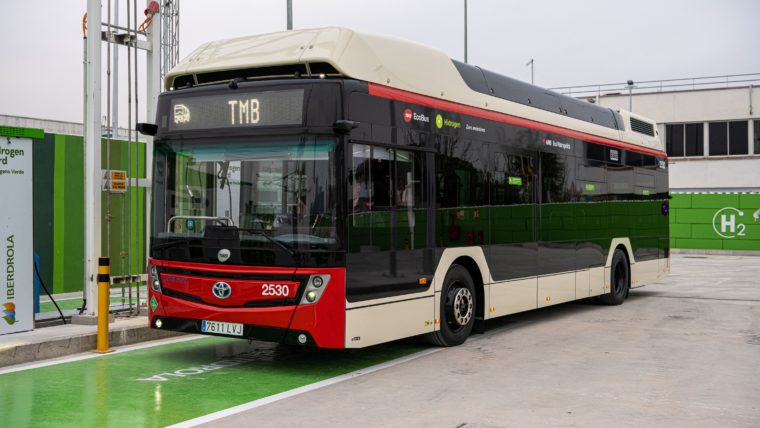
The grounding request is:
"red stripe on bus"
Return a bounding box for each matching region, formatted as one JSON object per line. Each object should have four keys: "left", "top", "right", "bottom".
{"left": 367, "top": 83, "right": 667, "bottom": 158}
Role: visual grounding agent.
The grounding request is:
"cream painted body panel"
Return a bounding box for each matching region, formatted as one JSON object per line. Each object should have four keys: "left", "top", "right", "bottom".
{"left": 538, "top": 272, "right": 576, "bottom": 307}
{"left": 575, "top": 269, "right": 591, "bottom": 298}
{"left": 345, "top": 296, "right": 434, "bottom": 348}
{"left": 606, "top": 238, "right": 636, "bottom": 266}
{"left": 342, "top": 238, "right": 666, "bottom": 347}
{"left": 432, "top": 247, "right": 491, "bottom": 293}
{"left": 589, "top": 266, "right": 606, "bottom": 297}
{"left": 165, "top": 27, "right": 663, "bottom": 154}
{"left": 631, "top": 259, "right": 661, "bottom": 288}
{"left": 488, "top": 277, "right": 537, "bottom": 318}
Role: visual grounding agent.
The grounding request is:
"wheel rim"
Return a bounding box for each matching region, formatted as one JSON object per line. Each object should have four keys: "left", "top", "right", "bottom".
{"left": 445, "top": 285, "right": 473, "bottom": 330}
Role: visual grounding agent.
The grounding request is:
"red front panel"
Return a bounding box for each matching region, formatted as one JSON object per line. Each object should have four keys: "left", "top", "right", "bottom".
{"left": 149, "top": 259, "right": 346, "bottom": 348}
{"left": 290, "top": 267, "right": 346, "bottom": 349}
{"left": 161, "top": 273, "right": 300, "bottom": 307}
{"left": 151, "top": 293, "right": 297, "bottom": 328}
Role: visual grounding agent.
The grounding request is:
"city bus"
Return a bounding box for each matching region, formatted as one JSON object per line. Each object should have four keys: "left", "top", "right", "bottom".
{"left": 143, "top": 27, "right": 669, "bottom": 348}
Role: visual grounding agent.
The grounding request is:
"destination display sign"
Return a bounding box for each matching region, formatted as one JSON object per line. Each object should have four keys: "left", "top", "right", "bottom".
{"left": 167, "top": 88, "right": 304, "bottom": 131}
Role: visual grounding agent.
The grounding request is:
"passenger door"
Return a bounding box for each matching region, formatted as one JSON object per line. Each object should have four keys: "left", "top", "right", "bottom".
{"left": 346, "top": 144, "right": 434, "bottom": 302}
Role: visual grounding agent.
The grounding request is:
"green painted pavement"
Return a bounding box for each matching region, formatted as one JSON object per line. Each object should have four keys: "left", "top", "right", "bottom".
{"left": 0, "top": 336, "right": 425, "bottom": 427}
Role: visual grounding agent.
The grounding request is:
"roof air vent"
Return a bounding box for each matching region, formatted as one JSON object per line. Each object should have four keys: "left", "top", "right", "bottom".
{"left": 630, "top": 117, "right": 655, "bottom": 136}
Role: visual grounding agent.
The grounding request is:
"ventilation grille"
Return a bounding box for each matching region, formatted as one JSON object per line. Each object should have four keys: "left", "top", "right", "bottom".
{"left": 170, "top": 62, "right": 341, "bottom": 89}
{"left": 630, "top": 117, "right": 655, "bottom": 136}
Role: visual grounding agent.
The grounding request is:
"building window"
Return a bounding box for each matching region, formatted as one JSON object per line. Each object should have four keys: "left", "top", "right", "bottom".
{"left": 666, "top": 123, "right": 703, "bottom": 157}
{"left": 709, "top": 122, "right": 728, "bottom": 156}
{"left": 709, "top": 120, "right": 749, "bottom": 156}
{"left": 728, "top": 121, "right": 748, "bottom": 155}
{"left": 666, "top": 124, "right": 684, "bottom": 157}
{"left": 684, "top": 123, "right": 704, "bottom": 156}
{"left": 755, "top": 120, "right": 760, "bottom": 154}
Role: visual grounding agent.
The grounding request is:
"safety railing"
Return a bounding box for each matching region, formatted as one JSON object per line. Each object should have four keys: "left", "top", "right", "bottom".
{"left": 550, "top": 73, "right": 760, "bottom": 99}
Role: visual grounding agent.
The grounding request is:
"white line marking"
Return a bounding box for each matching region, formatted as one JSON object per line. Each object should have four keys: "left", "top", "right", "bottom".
{"left": 0, "top": 335, "right": 206, "bottom": 376}
{"left": 167, "top": 347, "right": 444, "bottom": 428}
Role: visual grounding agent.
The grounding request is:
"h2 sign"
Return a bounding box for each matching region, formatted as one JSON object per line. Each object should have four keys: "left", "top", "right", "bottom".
{"left": 712, "top": 207, "right": 749, "bottom": 239}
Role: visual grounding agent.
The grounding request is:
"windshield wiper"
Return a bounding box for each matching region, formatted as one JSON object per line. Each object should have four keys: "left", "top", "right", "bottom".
{"left": 152, "top": 237, "right": 198, "bottom": 251}
{"left": 242, "top": 229, "right": 299, "bottom": 265}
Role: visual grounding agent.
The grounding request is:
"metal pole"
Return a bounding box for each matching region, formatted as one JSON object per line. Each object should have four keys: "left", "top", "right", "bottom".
{"left": 112, "top": 0, "right": 119, "bottom": 138}
{"left": 85, "top": 0, "right": 103, "bottom": 317}
{"left": 627, "top": 80, "right": 634, "bottom": 111}
{"left": 526, "top": 59, "right": 534, "bottom": 85}
{"left": 287, "top": 0, "right": 293, "bottom": 30}
{"left": 464, "top": 0, "right": 468, "bottom": 63}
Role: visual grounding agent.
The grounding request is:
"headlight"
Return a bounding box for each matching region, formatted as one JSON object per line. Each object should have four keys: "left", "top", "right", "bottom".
{"left": 149, "top": 265, "right": 162, "bottom": 293}
{"left": 299, "top": 274, "right": 330, "bottom": 304}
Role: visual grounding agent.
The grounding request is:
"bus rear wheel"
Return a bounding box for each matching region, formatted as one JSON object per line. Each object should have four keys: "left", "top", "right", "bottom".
{"left": 429, "top": 265, "right": 476, "bottom": 347}
{"left": 599, "top": 248, "right": 630, "bottom": 306}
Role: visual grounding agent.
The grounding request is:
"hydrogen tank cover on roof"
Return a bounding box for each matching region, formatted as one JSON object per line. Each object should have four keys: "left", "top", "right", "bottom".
{"left": 164, "top": 27, "right": 664, "bottom": 154}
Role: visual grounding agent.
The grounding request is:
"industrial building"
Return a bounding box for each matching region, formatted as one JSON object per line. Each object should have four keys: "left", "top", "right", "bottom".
{"left": 554, "top": 75, "right": 760, "bottom": 252}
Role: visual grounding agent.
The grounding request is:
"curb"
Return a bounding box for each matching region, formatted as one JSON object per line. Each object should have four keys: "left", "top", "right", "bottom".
{"left": 0, "top": 319, "right": 184, "bottom": 368}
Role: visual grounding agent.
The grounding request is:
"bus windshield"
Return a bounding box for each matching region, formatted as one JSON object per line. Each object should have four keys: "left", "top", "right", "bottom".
{"left": 151, "top": 136, "right": 339, "bottom": 265}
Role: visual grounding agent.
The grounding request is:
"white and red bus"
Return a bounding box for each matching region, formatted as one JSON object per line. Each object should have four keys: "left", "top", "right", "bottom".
{"left": 143, "top": 28, "right": 669, "bottom": 348}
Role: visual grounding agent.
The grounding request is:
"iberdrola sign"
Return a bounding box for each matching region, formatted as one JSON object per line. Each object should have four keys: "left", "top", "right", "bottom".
{"left": 0, "top": 127, "right": 37, "bottom": 335}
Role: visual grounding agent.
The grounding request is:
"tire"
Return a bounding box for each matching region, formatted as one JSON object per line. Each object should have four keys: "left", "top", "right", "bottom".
{"left": 598, "top": 248, "right": 630, "bottom": 306}
{"left": 428, "top": 265, "right": 476, "bottom": 347}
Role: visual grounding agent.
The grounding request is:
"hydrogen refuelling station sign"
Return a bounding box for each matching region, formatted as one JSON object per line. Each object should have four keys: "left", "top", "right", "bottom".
{"left": 0, "top": 131, "right": 35, "bottom": 334}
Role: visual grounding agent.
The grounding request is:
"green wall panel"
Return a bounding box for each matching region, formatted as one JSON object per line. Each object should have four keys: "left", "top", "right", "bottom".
{"left": 690, "top": 194, "right": 739, "bottom": 209}
{"left": 100, "top": 139, "right": 148, "bottom": 281}
{"left": 52, "top": 134, "right": 68, "bottom": 293}
{"left": 30, "top": 133, "right": 148, "bottom": 295}
{"left": 670, "top": 194, "right": 760, "bottom": 252}
{"left": 32, "top": 134, "right": 55, "bottom": 295}
{"left": 63, "top": 135, "right": 85, "bottom": 293}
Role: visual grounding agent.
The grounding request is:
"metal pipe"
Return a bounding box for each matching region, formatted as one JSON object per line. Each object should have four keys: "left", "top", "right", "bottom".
{"left": 82, "top": 33, "right": 88, "bottom": 312}
{"left": 287, "top": 0, "right": 292, "bottom": 30}
{"left": 113, "top": 0, "right": 119, "bottom": 138}
{"left": 107, "top": 0, "right": 113, "bottom": 270}
{"left": 463, "top": 0, "right": 468, "bottom": 64}
{"left": 99, "top": 22, "right": 146, "bottom": 35}
{"left": 131, "top": 0, "right": 139, "bottom": 315}
{"left": 750, "top": 84, "right": 754, "bottom": 116}
{"left": 125, "top": 0, "right": 132, "bottom": 313}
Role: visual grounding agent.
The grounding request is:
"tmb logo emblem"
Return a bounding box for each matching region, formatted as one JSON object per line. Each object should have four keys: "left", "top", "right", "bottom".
{"left": 403, "top": 108, "right": 413, "bottom": 123}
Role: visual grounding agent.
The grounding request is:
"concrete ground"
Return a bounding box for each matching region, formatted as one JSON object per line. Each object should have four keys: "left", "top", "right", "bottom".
{"left": 204, "top": 255, "right": 760, "bottom": 428}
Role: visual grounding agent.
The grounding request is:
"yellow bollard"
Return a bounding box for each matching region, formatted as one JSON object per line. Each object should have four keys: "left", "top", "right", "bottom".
{"left": 96, "top": 257, "right": 112, "bottom": 353}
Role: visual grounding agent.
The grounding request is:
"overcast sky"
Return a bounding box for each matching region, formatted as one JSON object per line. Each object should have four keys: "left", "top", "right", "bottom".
{"left": 1, "top": 0, "right": 759, "bottom": 125}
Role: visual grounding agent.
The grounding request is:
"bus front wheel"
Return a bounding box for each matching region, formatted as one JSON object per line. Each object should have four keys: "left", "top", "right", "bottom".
{"left": 599, "top": 249, "right": 630, "bottom": 306}
{"left": 429, "top": 265, "right": 476, "bottom": 347}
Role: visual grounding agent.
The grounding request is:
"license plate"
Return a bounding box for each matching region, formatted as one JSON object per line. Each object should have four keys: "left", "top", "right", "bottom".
{"left": 201, "top": 320, "right": 244, "bottom": 337}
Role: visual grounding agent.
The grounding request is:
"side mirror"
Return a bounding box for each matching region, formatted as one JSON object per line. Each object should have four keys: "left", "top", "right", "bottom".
{"left": 137, "top": 122, "right": 158, "bottom": 136}
{"left": 333, "top": 120, "right": 359, "bottom": 134}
